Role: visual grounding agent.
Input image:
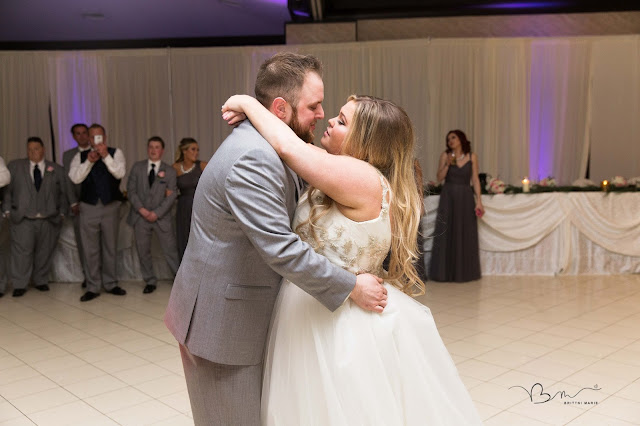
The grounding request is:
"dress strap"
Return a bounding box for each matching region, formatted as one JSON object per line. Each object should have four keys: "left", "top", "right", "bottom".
{"left": 377, "top": 170, "right": 390, "bottom": 211}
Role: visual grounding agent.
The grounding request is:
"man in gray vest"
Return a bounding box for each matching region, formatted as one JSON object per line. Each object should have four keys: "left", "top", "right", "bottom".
{"left": 63, "top": 123, "right": 91, "bottom": 288}
{"left": 127, "top": 136, "right": 179, "bottom": 294}
{"left": 165, "top": 52, "right": 387, "bottom": 425}
{"left": 69, "top": 124, "right": 127, "bottom": 302}
{"left": 2, "top": 138, "right": 67, "bottom": 297}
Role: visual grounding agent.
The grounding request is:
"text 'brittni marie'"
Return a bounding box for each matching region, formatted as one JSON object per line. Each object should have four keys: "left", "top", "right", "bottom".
{"left": 509, "top": 383, "right": 602, "bottom": 404}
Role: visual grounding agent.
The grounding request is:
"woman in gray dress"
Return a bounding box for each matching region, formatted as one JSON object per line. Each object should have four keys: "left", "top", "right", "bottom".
{"left": 173, "top": 138, "right": 207, "bottom": 261}
{"left": 429, "top": 130, "right": 483, "bottom": 282}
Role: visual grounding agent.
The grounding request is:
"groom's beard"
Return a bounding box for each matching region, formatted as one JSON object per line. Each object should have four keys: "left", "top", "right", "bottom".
{"left": 290, "top": 107, "right": 315, "bottom": 144}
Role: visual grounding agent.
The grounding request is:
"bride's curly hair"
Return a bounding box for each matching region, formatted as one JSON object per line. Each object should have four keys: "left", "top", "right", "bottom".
{"left": 297, "top": 95, "right": 425, "bottom": 296}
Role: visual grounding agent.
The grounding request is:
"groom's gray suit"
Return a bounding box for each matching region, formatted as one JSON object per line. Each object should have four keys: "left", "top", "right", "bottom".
{"left": 165, "top": 121, "right": 356, "bottom": 425}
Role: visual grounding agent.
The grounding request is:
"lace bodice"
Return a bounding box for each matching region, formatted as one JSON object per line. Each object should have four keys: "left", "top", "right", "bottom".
{"left": 293, "top": 174, "right": 391, "bottom": 277}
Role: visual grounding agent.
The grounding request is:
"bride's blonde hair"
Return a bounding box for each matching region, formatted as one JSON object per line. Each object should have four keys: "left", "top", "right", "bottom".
{"left": 298, "top": 95, "right": 425, "bottom": 296}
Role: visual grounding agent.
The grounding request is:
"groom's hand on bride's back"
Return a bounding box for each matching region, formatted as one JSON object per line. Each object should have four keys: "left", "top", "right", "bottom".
{"left": 350, "top": 273, "right": 387, "bottom": 313}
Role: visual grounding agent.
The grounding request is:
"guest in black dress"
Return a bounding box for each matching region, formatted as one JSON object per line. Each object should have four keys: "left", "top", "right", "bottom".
{"left": 173, "top": 138, "right": 207, "bottom": 261}
{"left": 429, "top": 130, "right": 483, "bottom": 282}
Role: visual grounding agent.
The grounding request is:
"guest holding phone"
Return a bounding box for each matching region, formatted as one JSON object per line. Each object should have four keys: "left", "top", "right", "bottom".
{"left": 428, "top": 130, "right": 483, "bottom": 282}
{"left": 172, "top": 138, "right": 207, "bottom": 261}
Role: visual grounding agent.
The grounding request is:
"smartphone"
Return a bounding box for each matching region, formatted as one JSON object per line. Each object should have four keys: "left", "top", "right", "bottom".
{"left": 94, "top": 135, "right": 103, "bottom": 145}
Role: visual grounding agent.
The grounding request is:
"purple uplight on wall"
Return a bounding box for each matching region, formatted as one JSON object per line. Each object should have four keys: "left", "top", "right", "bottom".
{"left": 528, "top": 43, "right": 569, "bottom": 182}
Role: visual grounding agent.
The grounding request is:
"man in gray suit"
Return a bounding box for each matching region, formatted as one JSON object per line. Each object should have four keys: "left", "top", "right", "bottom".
{"left": 63, "top": 123, "right": 91, "bottom": 288}
{"left": 2, "top": 138, "right": 67, "bottom": 297}
{"left": 165, "top": 52, "right": 387, "bottom": 425}
{"left": 0, "top": 155, "right": 10, "bottom": 298}
{"left": 127, "top": 136, "right": 179, "bottom": 294}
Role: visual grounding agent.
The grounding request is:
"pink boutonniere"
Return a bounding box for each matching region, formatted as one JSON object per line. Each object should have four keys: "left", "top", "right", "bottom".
{"left": 46, "top": 165, "right": 54, "bottom": 172}
{"left": 157, "top": 171, "right": 165, "bottom": 178}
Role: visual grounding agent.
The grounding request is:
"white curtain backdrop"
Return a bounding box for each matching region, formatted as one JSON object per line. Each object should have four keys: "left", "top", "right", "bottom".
{"left": 1, "top": 35, "right": 639, "bottom": 187}
{"left": 589, "top": 36, "right": 640, "bottom": 183}
{"left": 0, "top": 52, "right": 51, "bottom": 161}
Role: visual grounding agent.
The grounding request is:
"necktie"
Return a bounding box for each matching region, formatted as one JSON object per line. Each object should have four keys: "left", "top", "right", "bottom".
{"left": 34, "top": 164, "right": 42, "bottom": 191}
{"left": 149, "top": 163, "right": 156, "bottom": 187}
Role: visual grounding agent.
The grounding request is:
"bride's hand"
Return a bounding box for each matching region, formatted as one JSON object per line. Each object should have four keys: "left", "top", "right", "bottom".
{"left": 221, "top": 94, "right": 252, "bottom": 126}
{"left": 222, "top": 110, "right": 247, "bottom": 126}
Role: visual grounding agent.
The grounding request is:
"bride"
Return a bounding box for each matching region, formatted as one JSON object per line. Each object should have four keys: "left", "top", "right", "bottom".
{"left": 222, "top": 94, "right": 482, "bottom": 425}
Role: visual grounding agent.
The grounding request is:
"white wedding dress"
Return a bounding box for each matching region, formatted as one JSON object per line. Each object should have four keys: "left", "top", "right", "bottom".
{"left": 262, "top": 176, "right": 483, "bottom": 425}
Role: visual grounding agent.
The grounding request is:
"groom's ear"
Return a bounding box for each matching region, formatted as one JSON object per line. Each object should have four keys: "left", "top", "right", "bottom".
{"left": 271, "top": 97, "right": 291, "bottom": 122}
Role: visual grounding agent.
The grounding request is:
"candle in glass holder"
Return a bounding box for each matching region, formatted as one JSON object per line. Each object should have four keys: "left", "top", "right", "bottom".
{"left": 522, "top": 177, "right": 530, "bottom": 193}
{"left": 601, "top": 180, "right": 609, "bottom": 191}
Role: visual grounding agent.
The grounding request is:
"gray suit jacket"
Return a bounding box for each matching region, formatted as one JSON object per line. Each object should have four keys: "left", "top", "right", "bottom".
{"left": 164, "top": 121, "right": 355, "bottom": 366}
{"left": 126, "top": 160, "right": 178, "bottom": 232}
{"left": 63, "top": 148, "right": 82, "bottom": 207}
{"left": 3, "top": 159, "right": 67, "bottom": 224}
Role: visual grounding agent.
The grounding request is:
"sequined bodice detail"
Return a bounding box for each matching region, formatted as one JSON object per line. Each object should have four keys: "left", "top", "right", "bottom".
{"left": 293, "top": 174, "right": 391, "bottom": 276}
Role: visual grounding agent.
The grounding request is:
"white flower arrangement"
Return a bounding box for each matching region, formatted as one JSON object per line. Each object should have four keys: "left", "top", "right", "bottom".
{"left": 571, "top": 178, "right": 596, "bottom": 187}
{"left": 628, "top": 176, "right": 640, "bottom": 187}
{"left": 486, "top": 177, "right": 506, "bottom": 194}
{"left": 538, "top": 176, "right": 557, "bottom": 187}
{"left": 610, "top": 175, "right": 628, "bottom": 187}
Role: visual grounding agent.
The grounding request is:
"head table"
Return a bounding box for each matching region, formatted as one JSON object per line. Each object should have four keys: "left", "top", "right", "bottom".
{"left": 1, "top": 193, "right": 638, "bottom": 283}
{"left": 422, "top": 192, "right": 640, "bottom": 275}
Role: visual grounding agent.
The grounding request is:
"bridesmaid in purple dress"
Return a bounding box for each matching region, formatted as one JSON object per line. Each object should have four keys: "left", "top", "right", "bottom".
{"left": 173, "top": 138, "right": 207, "bottom": 262}
{"left": 429, "top": 130, "right": 484, "bottom": 282}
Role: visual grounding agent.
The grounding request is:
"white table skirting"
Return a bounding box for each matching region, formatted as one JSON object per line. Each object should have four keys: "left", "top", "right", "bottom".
{"left": 1, "top": 193, "right": 638, "bottom": 282}
{"left": 422, "top": 192, "right": 640, "bottom": 275}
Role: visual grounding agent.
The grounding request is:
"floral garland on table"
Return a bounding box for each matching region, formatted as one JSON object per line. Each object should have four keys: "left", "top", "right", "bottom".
{"left": 423, "top": 175, "right": 639, "bottom": 196}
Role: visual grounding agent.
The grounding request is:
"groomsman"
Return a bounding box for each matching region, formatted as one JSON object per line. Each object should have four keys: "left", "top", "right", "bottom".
{"left": 2, "top": 138, "right": 67, "bottom": 297}
{"left": 69, "top": 123, "right": 127, "bottom": 302}
{"left": 0, "top": 156, "right": 10, "bottom": 298}
{"left": 127, "top": 136, "right": 179, "bottom": 294}
{"left": 63, "top": 123, "right": 91, "bottom": 288}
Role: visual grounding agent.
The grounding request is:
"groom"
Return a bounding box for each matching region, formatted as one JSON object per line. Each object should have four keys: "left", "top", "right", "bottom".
{"left": 164, "top": 52, "right": 388, "bottom": 425}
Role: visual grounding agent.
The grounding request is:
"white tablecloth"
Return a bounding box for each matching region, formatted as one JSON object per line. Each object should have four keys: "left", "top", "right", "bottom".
{"left": 1, "top": 193, "right": 638, "bottom": 282}
{"left": 422, "top": 192, "right": 640, "bottom": 275}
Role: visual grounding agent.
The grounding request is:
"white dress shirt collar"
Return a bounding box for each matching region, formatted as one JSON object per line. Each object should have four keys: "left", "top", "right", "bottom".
{"left": 29, "top": 159, "right": 46, "bottom": 183}
{"left": 147, "top": 159, "right": 161, "bottom": 174}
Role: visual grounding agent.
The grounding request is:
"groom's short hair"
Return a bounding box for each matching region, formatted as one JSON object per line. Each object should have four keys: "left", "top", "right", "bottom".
{"left": 255, "top": 52, "right": 323, "bottom": 110}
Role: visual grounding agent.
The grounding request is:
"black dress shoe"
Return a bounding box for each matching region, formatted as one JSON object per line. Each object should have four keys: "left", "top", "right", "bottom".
{"left": 12, "top": 289, "right": 27, "bottom": 297}
{"left": 80, "top": 291, "right": 100, "bottom": 302}
{"left": 106, "top": 286, "right": 126, "bottom": 296}
{"left": 81, "top": 280, "right": 87, "bottom": 289}
{"left": 143, "top": 284, "right": 157, "bottom": 294}
{"left": 0, "top": 292, "right": 4, "bottom": 298}
{"left": 35, "top": 284, "right": 50, "bottom": 292}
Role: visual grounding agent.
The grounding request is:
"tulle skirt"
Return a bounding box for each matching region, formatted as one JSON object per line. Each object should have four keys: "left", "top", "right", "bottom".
{"left": 261, "top": 281, "right": 483, "bottom": 425}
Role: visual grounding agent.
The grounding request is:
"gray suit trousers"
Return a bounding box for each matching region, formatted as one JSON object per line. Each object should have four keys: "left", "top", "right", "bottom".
{"left": 10, "top": 218, "right": 60, "bottom": 289}
{"left": 180, "top": 344, "right": 261, "bottom": 426}
{"left": 133, "top": 220, "right": 178, "bottom": 285}
{"left": 71, "top": 213, "right": 88, "bottom": 279}
{"left": 80, "top": 201, "right": 121, "bottom": 293}
{"left": 0, "top": 217, "right": 10, "bottom": 293}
